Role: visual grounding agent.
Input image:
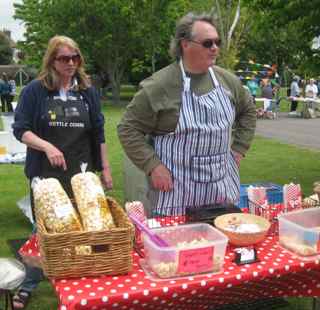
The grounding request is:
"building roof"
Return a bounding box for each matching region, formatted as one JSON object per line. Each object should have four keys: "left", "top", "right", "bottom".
{"left": 0, "top": 30, "right": 16, "bottom": 48}
{"left": 0, "top": 65, "right": 28, "bottom": 79}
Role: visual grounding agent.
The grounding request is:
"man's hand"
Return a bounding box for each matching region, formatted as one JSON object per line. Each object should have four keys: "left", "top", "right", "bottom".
{"left": 44, "top": 143, "right": 67, "bottom": 170}
{"left": 150, "top": 164, "right": 173, "bottom": 192}
{"left": 232, "top": 150, "right": 243, "bottom": 167}
{"left": 101, "top": 166, "right": 113, "bottom": 190}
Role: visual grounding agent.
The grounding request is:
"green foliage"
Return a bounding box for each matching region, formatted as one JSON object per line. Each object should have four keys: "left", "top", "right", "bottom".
{"left": 207, "top": 1, "right": 250, "bottom": 70}
{"left": 13, "top": 0, "right": 255, "bottom": 88}
{"left": 0, "top": 32, "right": 13, "bottom": 64}
{"left": 14, "top": 0, "right": 53, "bottom": 68}
{"left": 14, "top": 0, "right": 146, "bottom": 102}
{"left": 240, "top": 0, "right": 320, "bottom": 77}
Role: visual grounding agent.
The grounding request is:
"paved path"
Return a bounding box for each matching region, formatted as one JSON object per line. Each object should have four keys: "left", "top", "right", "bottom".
{"left": 255, "top": 112, "right": 320, "bottom": 151}
{"left": 2, "top": 111, "right": 319, "bottom": 152}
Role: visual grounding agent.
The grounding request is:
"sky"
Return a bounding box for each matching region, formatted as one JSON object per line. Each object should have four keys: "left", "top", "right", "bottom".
{"left": 0, "top": 0, "right": 25, "bottom": 42}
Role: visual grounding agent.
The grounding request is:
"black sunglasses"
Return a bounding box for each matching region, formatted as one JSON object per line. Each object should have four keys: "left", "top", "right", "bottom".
{"left": 55, "top": 54, "right": 81, "bottom": 64}
{"left": 189, "top": 38, "right": 221, "bottom": 49}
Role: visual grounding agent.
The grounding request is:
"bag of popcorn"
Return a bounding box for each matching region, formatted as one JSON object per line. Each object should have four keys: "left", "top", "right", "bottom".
{"left": 71, "top": 171, "right": 115, "bottom": 231}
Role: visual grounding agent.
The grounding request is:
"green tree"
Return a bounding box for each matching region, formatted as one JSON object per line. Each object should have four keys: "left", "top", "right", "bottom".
{"left": 241, "top": 0, "right": 320, "bottom": 78}
{"left": 15, "top": 0, "right": 149, "bottom": 103}
{"left": 128, "top": 0, "right": 203, "bottom": 81}
{"left": 210, "top": 0, "right": 251, "bottom": 70}
{"left": 0, "top": 32, "right": 13, "bottom": 64}
{"left": 14, "top": 0, "right": 53, "bottom": 69}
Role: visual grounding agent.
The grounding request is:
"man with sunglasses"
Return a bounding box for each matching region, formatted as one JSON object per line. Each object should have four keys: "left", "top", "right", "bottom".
{"left": 118, "top": 12, "right": 256, "bottom": 216}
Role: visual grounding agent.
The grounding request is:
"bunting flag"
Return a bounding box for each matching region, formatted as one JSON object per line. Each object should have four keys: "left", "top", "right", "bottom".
{"left": 236, "top": 60, "right": 278, "bottom": 80}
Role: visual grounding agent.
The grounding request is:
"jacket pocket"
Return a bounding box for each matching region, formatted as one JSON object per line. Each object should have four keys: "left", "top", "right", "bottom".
{"left": 191, "top": 154, "right": 227, "bottom": 183}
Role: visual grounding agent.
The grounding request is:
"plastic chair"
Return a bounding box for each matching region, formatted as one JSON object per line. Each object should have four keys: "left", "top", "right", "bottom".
{"left": 0, "top": 258, "right": 26, "bottom": 310}
{"left": 0, "top": 289, "right": 14, "bottom": 310}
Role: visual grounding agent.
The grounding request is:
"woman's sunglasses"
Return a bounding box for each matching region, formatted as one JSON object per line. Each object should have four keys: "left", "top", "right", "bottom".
{"left": 55, "top": 54, "right": 81, "bottom": 64}
{"left": 189, "top": 38, "right": 221, "bottom": 49}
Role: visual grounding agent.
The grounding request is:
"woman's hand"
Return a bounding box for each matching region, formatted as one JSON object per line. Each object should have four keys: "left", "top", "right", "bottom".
{"left": 150, "top": 164, "right": 173, "bottom": 192}
{"left": 101, "top": 166, "right": 113, "bottom": 190}
{"left": 44, "top": 143, "right": 67, "bottom": 170}
{"left": 21, "top": 131, "right": 66, "bottom": 170}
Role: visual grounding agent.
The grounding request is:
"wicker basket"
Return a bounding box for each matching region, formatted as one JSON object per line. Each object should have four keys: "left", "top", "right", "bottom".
{"left": 214, "top": 213, "right": 270, "bottom": 246}
{"left": 37, "top": 202, "right": 134, "bottom": 278}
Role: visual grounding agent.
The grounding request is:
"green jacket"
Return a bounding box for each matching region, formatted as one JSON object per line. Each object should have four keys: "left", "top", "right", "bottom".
{"left": 118, "top": 62, "right": 256, "bottom": 175}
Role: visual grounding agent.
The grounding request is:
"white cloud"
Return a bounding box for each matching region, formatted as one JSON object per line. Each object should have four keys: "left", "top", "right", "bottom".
{"left": 0, "top": 0, "right": 25, "bottom": 42}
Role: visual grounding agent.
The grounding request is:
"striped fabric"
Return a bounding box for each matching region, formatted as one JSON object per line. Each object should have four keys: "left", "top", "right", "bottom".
{"left": 150, "top": 61, "right": 240, "bottom": 215}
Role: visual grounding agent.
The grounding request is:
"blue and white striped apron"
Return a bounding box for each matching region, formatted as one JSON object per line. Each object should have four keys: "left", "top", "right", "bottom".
{"left": 149, "top": 60, "right": 240, "bottom": 215}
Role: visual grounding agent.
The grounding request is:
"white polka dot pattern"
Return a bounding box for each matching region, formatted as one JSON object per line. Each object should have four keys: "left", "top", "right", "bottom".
{"left": 21, "top": 230, "right": 320, "bottom": 310}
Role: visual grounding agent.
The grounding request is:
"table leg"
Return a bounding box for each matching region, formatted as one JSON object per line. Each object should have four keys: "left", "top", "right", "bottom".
{"left": 313, "top": 297, "right": 320, "bottom": 310}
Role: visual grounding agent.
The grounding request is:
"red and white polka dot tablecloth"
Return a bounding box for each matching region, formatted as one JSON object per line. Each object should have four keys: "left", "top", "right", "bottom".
{"left": 20, "top": 233, "right": 320, "bottom": 310}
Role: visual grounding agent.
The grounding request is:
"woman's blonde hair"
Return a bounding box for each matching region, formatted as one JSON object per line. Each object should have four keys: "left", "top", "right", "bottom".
{"left": 37, "top": 35, "right": 91, "bottom": 91}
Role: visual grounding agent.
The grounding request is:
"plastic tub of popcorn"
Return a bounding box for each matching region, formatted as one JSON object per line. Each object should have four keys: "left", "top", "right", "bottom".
{"left": 142, "top": 223, "right": 228, "bottom": 279}
{"left": 278, "top": 207, "right": 320, "bottom": 257}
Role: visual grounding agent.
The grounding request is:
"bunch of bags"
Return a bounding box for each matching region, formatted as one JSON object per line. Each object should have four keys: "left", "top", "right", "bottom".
{"left": 32, "top": 171, "right": 117, "bottom": 255}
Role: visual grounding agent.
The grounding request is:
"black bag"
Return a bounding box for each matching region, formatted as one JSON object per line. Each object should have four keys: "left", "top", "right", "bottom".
{"left": 186, "top": 203, "right": 242, "bottom": 226}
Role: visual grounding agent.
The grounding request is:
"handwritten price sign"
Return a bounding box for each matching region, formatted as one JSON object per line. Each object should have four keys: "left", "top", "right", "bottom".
{"left": 178, "top": 246, "right": 214, "bottom": 274}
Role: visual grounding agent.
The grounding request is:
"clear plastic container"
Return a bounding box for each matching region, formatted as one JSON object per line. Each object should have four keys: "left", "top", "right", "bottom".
{"left": 142, "top": 223, "right": 228, "bottom": 278}
{"left": 278, "top": 207, "right": 320, "bottom": 257}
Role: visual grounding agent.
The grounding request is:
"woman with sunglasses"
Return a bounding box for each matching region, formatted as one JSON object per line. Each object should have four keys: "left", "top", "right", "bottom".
{"left": 12, "top": 35, "right": 113, "bottom": 309}
{"left": 118, "top": 12, "right": 256, "bottom": 216}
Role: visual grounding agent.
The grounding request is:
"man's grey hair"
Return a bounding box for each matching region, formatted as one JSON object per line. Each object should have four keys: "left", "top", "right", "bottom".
{"left": 169, "top": 12, "right": 217, "bottom": 60}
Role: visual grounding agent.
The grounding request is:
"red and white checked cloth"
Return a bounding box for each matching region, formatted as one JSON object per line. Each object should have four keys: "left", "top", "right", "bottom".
{"left": 247, "top": 186, "right": 268, "bottom": 215}
{"left": 125, "top": 201, "right": 146, "bottom": 223}
{"left": 125, "top": 201, "right": 147, "bottom": 253}
{"left": 283, "top": 183, "right": 302, "bottom": 212}
{"left": 247, "top": 186, "right": 267, "bottom": 206}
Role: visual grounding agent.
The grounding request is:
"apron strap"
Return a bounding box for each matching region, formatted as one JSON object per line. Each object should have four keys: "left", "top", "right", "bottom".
{"left": 208, "top": 67, "right": 220, "bottom": 88}
{"left": 179, "top": 59, "right": 191, "bottom": 92}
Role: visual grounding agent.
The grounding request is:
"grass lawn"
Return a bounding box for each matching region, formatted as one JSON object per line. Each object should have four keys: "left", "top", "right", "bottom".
{"left": 0, "top": 102, "right": 319, "bottom": 309}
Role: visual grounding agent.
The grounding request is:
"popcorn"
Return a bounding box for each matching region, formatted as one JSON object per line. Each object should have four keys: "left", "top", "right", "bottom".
{"left": 280, "top": 235, "right": 318, "bottom": 256}
{"left": 32, "top": 178, "right": 82, "bottom": 233}
{"left": 151, "top": 239, "right": 222, "bottom": 278}
{"left": 71, "top": 171, "right": 115, "bottom": 231}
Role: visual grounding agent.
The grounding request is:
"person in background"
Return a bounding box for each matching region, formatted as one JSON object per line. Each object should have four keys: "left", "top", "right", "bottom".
{"left": 0, "top": 75, "right": 3, "bottom": 111}
{"left": 289, "top": 75, "right": 300, "bottom": 115}
{"left": 305, "top": 78, "right": 318, "bottom": 98}
{"left": 12, "top": 35, "right": 113, "bottom": 309}
{"left": 118, "top": 12, "right": 256, "bottom": 216}
{"left": 8, "top": 75, "right": 17, "bottom": 110}
{"left": 0, "top": 72, "right": 13, "bottom": 113}
{"left": 260, "top": 77, "right": 273, "bottom": 99}
{"left": 260, "top": 77, "right": 273, "bottom": 111}
{"left": 246, "top": 75, "right": 259, "bottom": 104}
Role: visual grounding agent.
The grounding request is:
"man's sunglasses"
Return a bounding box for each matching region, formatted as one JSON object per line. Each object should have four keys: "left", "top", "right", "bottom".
{"left": 189, "top": 38, "right": 221, "bottom": 49}
{"left": 55, "top": 54, "right": 81, "bottom": 64}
